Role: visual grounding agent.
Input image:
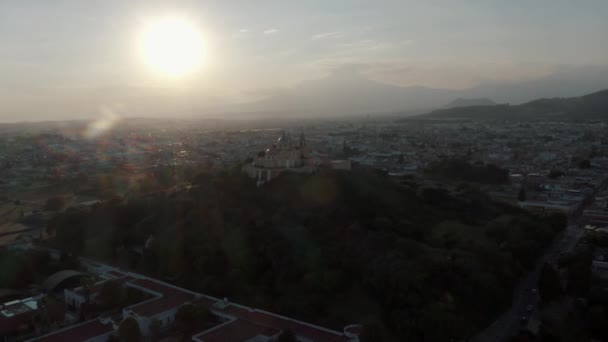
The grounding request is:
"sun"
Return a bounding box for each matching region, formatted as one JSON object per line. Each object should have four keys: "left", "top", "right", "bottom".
{"left": 139, "top": 17, "right": 204, "bottom": 77}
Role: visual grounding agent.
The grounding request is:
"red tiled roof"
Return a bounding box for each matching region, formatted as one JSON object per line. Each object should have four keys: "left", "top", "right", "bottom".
{"left": 107, "top": 271, "right": 128, "bottom": 278}
{"left": 0, "top": 314, "right": 33, "bottom": 335}
{"left": 32, "top": 319, "right": 113, "bottom": 342}
{"left": 220, "top": 305, "right": 348, "bottom": 342}
{"left": 128, "top": 279, "right": 196, "bottom": 317}
{"left": 192, "top": 296, "right": 219, "bottom": 308}
{"left": 30, "top": 267, "right": 347, "bottom": 342}
{"left": 193, "top": 319, "right": 279, "bottom": 342}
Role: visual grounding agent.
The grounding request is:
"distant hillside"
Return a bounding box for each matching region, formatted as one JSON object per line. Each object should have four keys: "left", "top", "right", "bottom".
{"left": 234, "top": 68, "right": 452, "bottom": 116}
{"left": 421, "top": 89, "right": 608, "bottom": 120}
{"left": 224, "top": 66, "right": 608, "bottom": 119}
{"left": 446, "top": 98, "right": 496, "bottom": 108}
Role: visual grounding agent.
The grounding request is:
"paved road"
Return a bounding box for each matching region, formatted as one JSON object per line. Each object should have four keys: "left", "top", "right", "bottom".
{"left": 473, "top": 222, "right": 585, "bottom": 342}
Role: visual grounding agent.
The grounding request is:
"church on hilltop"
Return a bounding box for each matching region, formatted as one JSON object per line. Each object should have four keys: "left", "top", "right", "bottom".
{"left": 243, "top": 130, "right": 318, "bottom": 186}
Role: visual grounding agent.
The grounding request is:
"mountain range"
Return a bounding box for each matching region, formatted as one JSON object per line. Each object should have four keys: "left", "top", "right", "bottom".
{"left": 418, "top": 89, "right": 608, "bottom": 120}
{"left": 227, "top": 65, "right": 608, "bottom": 118}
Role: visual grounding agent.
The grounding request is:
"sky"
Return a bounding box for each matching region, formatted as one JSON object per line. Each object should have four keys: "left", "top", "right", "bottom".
{"left": 1, "top": 0, "right": 608, "bottom": 121}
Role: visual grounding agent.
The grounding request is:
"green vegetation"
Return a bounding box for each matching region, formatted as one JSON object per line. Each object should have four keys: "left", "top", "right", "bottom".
{"left": 518, "top": 188, "right": 527, "bottom": 202}
{"left": 49, "top": 169, "right": 564, "bottom": 341}
{"left": 175, "top": 304, "right": 211, "bottom": 338}
{"left": 97, "top": 279, "right": 127, "bottom": 310}
{"left": 425, "top": 158, "right": 509, "bottom": 184}
{"left": 44, "top": 196, "right": 66, "bottom": 212}
{"left": 578, "top": 159, "right": 592, "bottom": 169}
{"left": 359, "top": 319, "right": 387, "bottom": 342}
{"left": 0, "top": 249, "right": 78, "bottom": 289}
{"left": 548, "top": 169, "right": 565, "bottom": 179}
{"left": 118, "top": 317, "right": 142, "bottom": 342}
{"left": 542, "top": 241, "right": 608, "bottom": 341}
{"left": 538, "top": 263, "right": 563, "bottom": 304}
{"left": 276, "top": 330, "right": 297, "bottom": 342}
{"left": 38, "top": 296, "right": 67, "bottom": 331}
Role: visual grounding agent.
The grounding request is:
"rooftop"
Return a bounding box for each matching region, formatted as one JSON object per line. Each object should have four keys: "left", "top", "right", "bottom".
{"left": 192, "top": 318, "right": 279, "bottom": 342}
{"left": 0, "top": 297, "right": 39, "bottom": 335}
{"left": 106, "top": 270, "right": 128, "bottom": 278}
{"left": 217, "top": 304, "right": 349, "bottom": 342}
{"left": 1, "top": 297, "right": 39, "bottom": 318}
{"left": 28, "top": 319, "right": 113, "bottom": 342}
{"left": 127, "top": 278, "right": 196, "bottom": 317}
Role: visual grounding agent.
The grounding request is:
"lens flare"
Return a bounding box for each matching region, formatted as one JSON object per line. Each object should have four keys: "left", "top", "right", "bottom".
{"left": 84, "top": 109, "right": 120, "bottom": 139}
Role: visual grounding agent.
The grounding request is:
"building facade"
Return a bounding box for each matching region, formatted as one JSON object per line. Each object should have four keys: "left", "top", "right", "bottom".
{"left": 243, "top": 131, "right": 317, "bottom": 186}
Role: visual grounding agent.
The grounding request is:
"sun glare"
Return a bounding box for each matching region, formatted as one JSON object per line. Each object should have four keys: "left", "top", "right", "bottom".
{"left": 139, "top": 17, "right": 204, "bottom": 77}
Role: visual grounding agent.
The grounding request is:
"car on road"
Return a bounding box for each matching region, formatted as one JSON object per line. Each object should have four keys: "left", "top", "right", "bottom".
{"left": 520, "top": 316, "right": 528, "bottom": 324}
{"left": 526, "top": 304, "right": 534, "bottom": 312}
{"left": 531, "top": 288, "right": 537, "bottom": 294}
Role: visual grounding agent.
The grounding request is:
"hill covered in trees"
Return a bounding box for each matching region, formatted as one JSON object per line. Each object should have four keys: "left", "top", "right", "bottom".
{"left": 48, "top": 169, "right": 566, "bottom": 341}
{"left": 419, "top": 89, "right": 608, "bottom": 120}
{"left": 425, "top": 158, "right": 510, "bottom": 184}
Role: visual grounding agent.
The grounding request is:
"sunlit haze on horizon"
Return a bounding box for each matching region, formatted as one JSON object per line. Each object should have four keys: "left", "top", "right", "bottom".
{"left": 1, "top": 0, "right": 608, "bottom": 122}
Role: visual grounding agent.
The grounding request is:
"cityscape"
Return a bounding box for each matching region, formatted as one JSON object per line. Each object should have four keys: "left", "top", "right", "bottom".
{"left": 2, "top": 1, "right": 608, "bottom": 342}
{"left": 3, "top": 105, "right": 608, "bottom": 341}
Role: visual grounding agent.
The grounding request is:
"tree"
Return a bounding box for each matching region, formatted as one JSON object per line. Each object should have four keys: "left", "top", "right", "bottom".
{"left": 578, "top": 159, "right": 591, "bottom": 169}
{"left": 52, "top": 209, "right": 87, "bottom": 255}
{"left": 118, "top": 317, "right": 141, "bottom": 342}
{"left": 518, "top": 188, "right": 527, "bottom": 202}
{"left": 39, "top": 297, "right": 67, "bottom": 329}
{"left": 539, "top": 323, "right": 561, "bottom": 342}
{"left": 372, "top": 216, "right": 393, "bottom": 231}
{"left": 58, "top": 251, "right": 80, "bottom": 270}
{"left": 425, "top": 158, "right": 509, "bottom": 184}
{"left": 276, "top": 329, "right": 297, "bottom": 342}
{"left": 175, "top": 304, "right": 210, "bottom": 337}
{"left": 359, "top": 318, "right": 386, "bottom": 342}
{"left": 149, "top": 319, "right": 163, "bottom": 340}
{"left": 42, "top": 169, "right": 564, "bottom": 341}
{"left": 508, "top": 330, "right": 538, "bottom": 342}
{"left": 31, "top": 250, "right": 51, "bottom": 271}
{"left": 547, "top": 170, "right": 564, "bottom": 179}
{"left": 80, "top": 276, "right": 96, "bottom": 304}
{"left": 98, "top": 279, "right": 126, "bottom": 309}
{"left": 77, "top": 276, "right": 96, "bottom": 322}
{"left": 565, "top": 249, "right": 592, "bottom": 296}
{"left": 588, "top": 304, "right": 608, "bottom": 340}
{"left": 546, "top": 213, "right": 567, "bottom": 233}
{"left": 45, "top": 196, "right": 66, "bottom": 212}
{"left": 538, "top": 263, "right": 562, "bottom": 304}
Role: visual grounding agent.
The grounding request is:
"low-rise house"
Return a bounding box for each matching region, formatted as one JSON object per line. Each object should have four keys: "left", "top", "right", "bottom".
{"left": 122, "top": 278, "right": 199, "bottom": 335}
{"left": 0, "top": 296, "right": 41, "bottom": 342}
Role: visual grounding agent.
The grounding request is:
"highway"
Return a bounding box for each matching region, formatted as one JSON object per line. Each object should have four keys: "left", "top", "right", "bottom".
{"left": 473, "top": 222, "right": 585, "bottom": 342}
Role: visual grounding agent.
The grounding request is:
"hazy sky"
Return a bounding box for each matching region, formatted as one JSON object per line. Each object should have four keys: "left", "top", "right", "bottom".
{"left": 1, "top": 0, "right": 608, "bottom": 121}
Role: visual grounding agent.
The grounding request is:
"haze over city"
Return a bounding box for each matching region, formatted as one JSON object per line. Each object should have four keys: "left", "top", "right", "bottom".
{"left": 2, "top": 0, "right": 608, "bottom": 122}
